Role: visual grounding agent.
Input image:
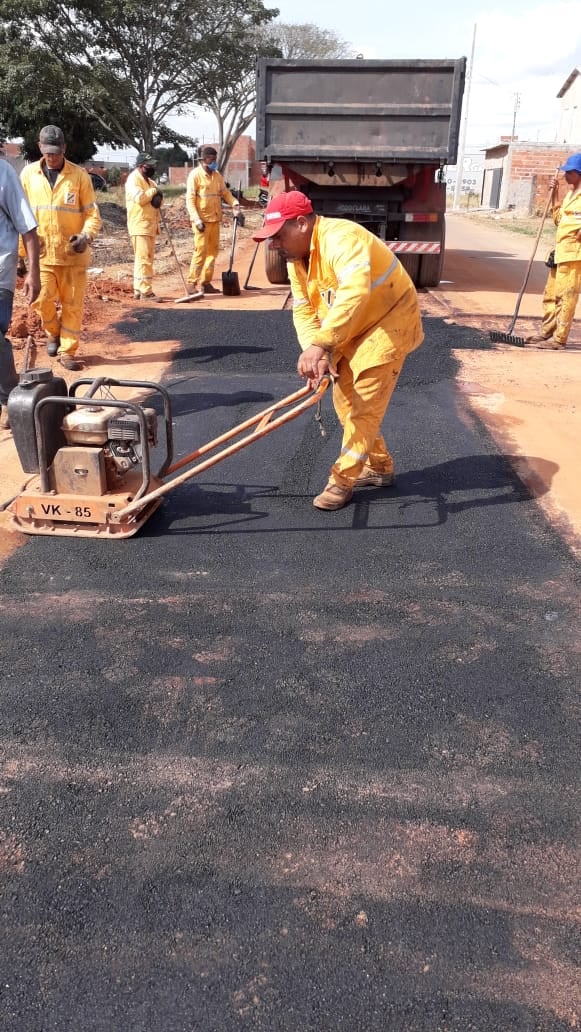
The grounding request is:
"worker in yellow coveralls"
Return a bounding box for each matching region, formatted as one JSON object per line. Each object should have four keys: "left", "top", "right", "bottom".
{"left": 125, "top": 153, "right": 163, "bottom": 300}
{"left": 253, "top": 192, "right": 424, "bottom": 511}
{"left": 20, "top": 125, "right": 102, "bottom": 371}
{"left": 527, "top": 152, "right": 581, "bottom": 349}
{"left": 185, "top": 146, "right": 241, "bottom": 295}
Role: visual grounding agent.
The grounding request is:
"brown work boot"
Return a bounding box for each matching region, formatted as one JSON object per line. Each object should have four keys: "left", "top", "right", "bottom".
{"left": 526, "top": 333, "right": 552, "bottom": 344}
{"left": 46, "top": 334, "right": 60, "bottom": 356}
{"left": 313, "top": 482, "right": 353, "bottom": 510}
{"left": 535, "top": 338, "right": 566, "bottom": 350}
{"left": 202, "top": 283, "right": 221, "bottom": 294}
{"left": 58, "top": 354, "right": 84, "bottom": 371}
{"left": 355, "top": 465, "right": 395, "bottom": 489}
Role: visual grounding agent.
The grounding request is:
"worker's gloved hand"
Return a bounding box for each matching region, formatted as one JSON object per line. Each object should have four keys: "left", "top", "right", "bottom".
{"left": 16, "top": 257, "right": 27, "bottom": 277}
{"left": 151, "top": 191, "right": 163, "bottom": 209}
{"left": 69, "top": 233, "right": 89, "bottom": 253}
{"left": 194, "top": 220, "right": 205, "bottom": 232}
{"left": 233, "top": 205, "right": 245, "bottom": 228}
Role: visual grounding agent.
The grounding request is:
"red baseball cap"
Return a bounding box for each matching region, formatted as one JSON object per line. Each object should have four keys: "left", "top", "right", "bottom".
{"left": 253, "top": 192, "right": 314, "bottom": 241}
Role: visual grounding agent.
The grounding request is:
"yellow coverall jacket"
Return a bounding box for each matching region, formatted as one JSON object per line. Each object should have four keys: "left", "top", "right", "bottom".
{"left": 288, "top": 216, "right": 424, "bottom": 487}
{"left": 125, "top": 169, "right": 161, "bottom": 296}
{"left": 542, "top": 185, "right": 581, "bottom": 345}
{"left": 186, "top": 166, "right": 237, "bottom": 285}
{"left": 20, "top": 158, "right": 102, "bottom": 356}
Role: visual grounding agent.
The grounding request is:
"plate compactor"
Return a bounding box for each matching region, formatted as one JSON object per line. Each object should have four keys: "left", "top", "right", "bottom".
{"left": 6, "top": 371, "right": 330, "bottom": 539}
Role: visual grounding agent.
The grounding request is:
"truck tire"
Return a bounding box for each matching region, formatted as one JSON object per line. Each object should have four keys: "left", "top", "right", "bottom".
{"left": 417, "top": 222, "right": 446, "bottom": 288}
{"left": 265, "top": 247, "right": 289, "bottom": 285}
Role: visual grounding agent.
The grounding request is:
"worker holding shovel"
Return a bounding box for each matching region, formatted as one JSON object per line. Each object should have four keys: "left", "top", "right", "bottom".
{"left": 253, "top": 192, "right": 424, "bottom": 511}
{"left": 185, "top": 146, "right": 241, "bottom": 295}
{"left": 527, "top": 152, "right": 581, "bottom": 350}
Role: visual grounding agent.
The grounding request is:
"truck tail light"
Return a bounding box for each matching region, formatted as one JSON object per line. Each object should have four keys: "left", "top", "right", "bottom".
{"left": 403, "top": 213, "right": 439, "bottom": 223}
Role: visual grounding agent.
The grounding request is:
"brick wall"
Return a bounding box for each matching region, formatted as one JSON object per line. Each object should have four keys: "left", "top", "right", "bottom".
{"left": 169, "top": 166, "right": 191, "bottom": 186}
{"left": 508, "top": 145, "right": 581, "bottom": 212}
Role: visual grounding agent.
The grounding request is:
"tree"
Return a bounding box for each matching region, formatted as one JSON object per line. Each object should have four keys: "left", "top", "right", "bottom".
{"left": 153, "top": 144, "right": 192, "bottom": 176}
{"left": 194, "top": 29, "right": 279, "bottom": 171}
{"left": 0, "top": 0, "right": 277, "bottom": 153}
{"left": 262, "top": 23, "right": 355, "bottom": 60}
{"left": 195, "top": 21, "right": 354, "bottom": 171}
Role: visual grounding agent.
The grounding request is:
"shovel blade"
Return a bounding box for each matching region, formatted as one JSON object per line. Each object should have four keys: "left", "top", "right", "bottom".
{"left": 222, "top": 271, "right": 241, "bottom": 297}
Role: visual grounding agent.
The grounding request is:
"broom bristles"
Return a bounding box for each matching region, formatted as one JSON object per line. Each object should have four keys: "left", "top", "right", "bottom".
{"left": 489, "top": 331, "right": 526, "bottom": 347}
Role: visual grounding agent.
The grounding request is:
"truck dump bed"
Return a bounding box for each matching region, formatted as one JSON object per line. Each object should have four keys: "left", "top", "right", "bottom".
{"left": 256, "top": 58, "right": 466, "bottom": 164}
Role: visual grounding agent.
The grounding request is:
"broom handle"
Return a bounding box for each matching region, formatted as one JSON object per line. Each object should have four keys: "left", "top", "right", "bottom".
{"left": 507, "top": 169, "right": 559, "bottom": 334}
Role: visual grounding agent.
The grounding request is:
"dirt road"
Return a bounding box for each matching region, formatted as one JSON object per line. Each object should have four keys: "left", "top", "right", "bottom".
{"left": 427, "top": 212, "right": 580, "bottom": 557}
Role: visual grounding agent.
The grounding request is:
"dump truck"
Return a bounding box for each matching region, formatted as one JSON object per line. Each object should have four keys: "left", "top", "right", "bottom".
{"left": 255, "top": 57, "right": 466, "bottom": 288}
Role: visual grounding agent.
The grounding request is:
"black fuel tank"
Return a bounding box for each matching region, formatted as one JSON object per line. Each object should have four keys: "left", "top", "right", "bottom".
{"left": 8, "top": 368, "right": 68, "bottom": 473}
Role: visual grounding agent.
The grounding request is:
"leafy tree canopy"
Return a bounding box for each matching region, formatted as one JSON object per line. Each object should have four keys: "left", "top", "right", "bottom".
{"left": 0, "top": 0, "right": 278, "bottom": 155}
{"left": 263, "top": 22, "right": 355, "bottom": 59}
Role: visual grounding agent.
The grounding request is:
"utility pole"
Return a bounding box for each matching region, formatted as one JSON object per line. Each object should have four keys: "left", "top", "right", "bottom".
{"left": 453, "top": 23, "right": 477, "bottom": 211}
{"left": 512, "top": 92, "right": 521, "bottom": 141}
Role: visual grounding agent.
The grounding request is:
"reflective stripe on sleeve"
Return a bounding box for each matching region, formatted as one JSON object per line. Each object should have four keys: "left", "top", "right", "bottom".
{"left": 371, "top": 254, "right": 398, "bottom": 289}
{"left": 337, "top": 260, "right": 370, "bottom": 284}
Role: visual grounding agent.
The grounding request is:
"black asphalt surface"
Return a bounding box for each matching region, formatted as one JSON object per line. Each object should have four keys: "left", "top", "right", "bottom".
{"left": 1, "top": 306, "right": 579, "bottom": 1031}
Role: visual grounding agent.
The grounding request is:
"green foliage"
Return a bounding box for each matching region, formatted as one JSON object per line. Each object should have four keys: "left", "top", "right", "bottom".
{"left": 153, "top": 143, "right": 192, "bottom": 174}
{"left": 0, "top": 0, "right": 278, "bottom": 152}
{"left": 107, "top": 165, "right": 122, "bottom": 186}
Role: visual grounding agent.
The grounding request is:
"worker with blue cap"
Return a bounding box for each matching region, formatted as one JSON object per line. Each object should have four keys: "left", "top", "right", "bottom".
{"left": 527, "top": 152, "right": 581, "bottom": 349}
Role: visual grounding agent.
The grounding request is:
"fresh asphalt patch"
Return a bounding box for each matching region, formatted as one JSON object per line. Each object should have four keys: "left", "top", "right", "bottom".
{"left": 0, "top": 310, "right": 578, "bottom": 1031}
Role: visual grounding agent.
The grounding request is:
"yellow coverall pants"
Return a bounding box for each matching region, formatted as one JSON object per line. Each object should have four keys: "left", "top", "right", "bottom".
{"left": 542, "top": 260, "right": 581, "bottom": 345}
{"left": 34, "top": 265, "right": 88, "bottom": 357}
{"left": 131, "top": 235, "right": 156, "bottom": 296}
{"left": 331, "top": 358, "right": 404, "bottom": 487}
{"left": 188, "top": 222, "right": 220, "bottom": 285}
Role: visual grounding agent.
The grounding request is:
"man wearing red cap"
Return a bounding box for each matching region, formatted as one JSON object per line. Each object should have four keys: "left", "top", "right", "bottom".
{"left": 527, "top": 152, "right": 581, "bottom": 349}
{"left": 253, "top": 192, "right": 424, "bottom": 510}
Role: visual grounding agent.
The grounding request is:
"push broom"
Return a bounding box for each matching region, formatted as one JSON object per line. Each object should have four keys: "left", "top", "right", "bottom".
{"left": 490, "top": 170, "right": 558, "bottom": 346}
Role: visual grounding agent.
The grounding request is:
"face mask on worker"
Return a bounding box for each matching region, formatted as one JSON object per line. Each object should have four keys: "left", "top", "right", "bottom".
{"left": 142, "top": 164, "right": 156, "bottom": 178}
{"left": 207, "top": 160, "right": 218, "bottom": 172}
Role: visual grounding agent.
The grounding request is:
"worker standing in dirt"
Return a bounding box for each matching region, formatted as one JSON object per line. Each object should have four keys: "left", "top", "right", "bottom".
{"left": 125, "top": 152, "right": 163, "bottom": 300}
{"left": 0, "top": 159, "right": 40, "bottom": 430}
{"left": 186, "top": 146, "right": 241, "bottom": 295}
{"left": 20, "top": 125, "right": 102, "bottom": 372}
{"left": 253, "top": 192, "right": 424, "bottom": 511}
{"left": 527, "top": 153, "right": 581, "bottom": 350}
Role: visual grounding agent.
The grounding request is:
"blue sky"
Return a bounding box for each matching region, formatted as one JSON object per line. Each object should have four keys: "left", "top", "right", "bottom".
{"left": 100, "top": 0, "right": 580, "bottom": 162}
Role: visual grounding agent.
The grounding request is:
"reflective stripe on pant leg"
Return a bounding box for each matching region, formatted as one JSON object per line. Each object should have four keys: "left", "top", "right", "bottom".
{"left": 202, "top": 222, "right": 220, "bottom": 283}
{"left": 554, "top": 261, "right": 581, "bottom": 344}
{"left": 58, "top": 266, "right": 87, "bottom": 356}
{"left": 0, "top": 288, "right": 17, "bottom": 404}
{"left": 35, "top": 266, "right": 61, "bottom": 339}
{"left": 188, "top": 226, "right": 206, "bottom": 283}
{"left": 330, "top": 359, "right": 403, "bottom": 488}
{"left": 132, "top": 235, "right": 155, "bottom": 294}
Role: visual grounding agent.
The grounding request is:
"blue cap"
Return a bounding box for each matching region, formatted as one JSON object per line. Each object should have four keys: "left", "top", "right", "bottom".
{"left": 559, "top": 152, "right": 581, "bottom": 173}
